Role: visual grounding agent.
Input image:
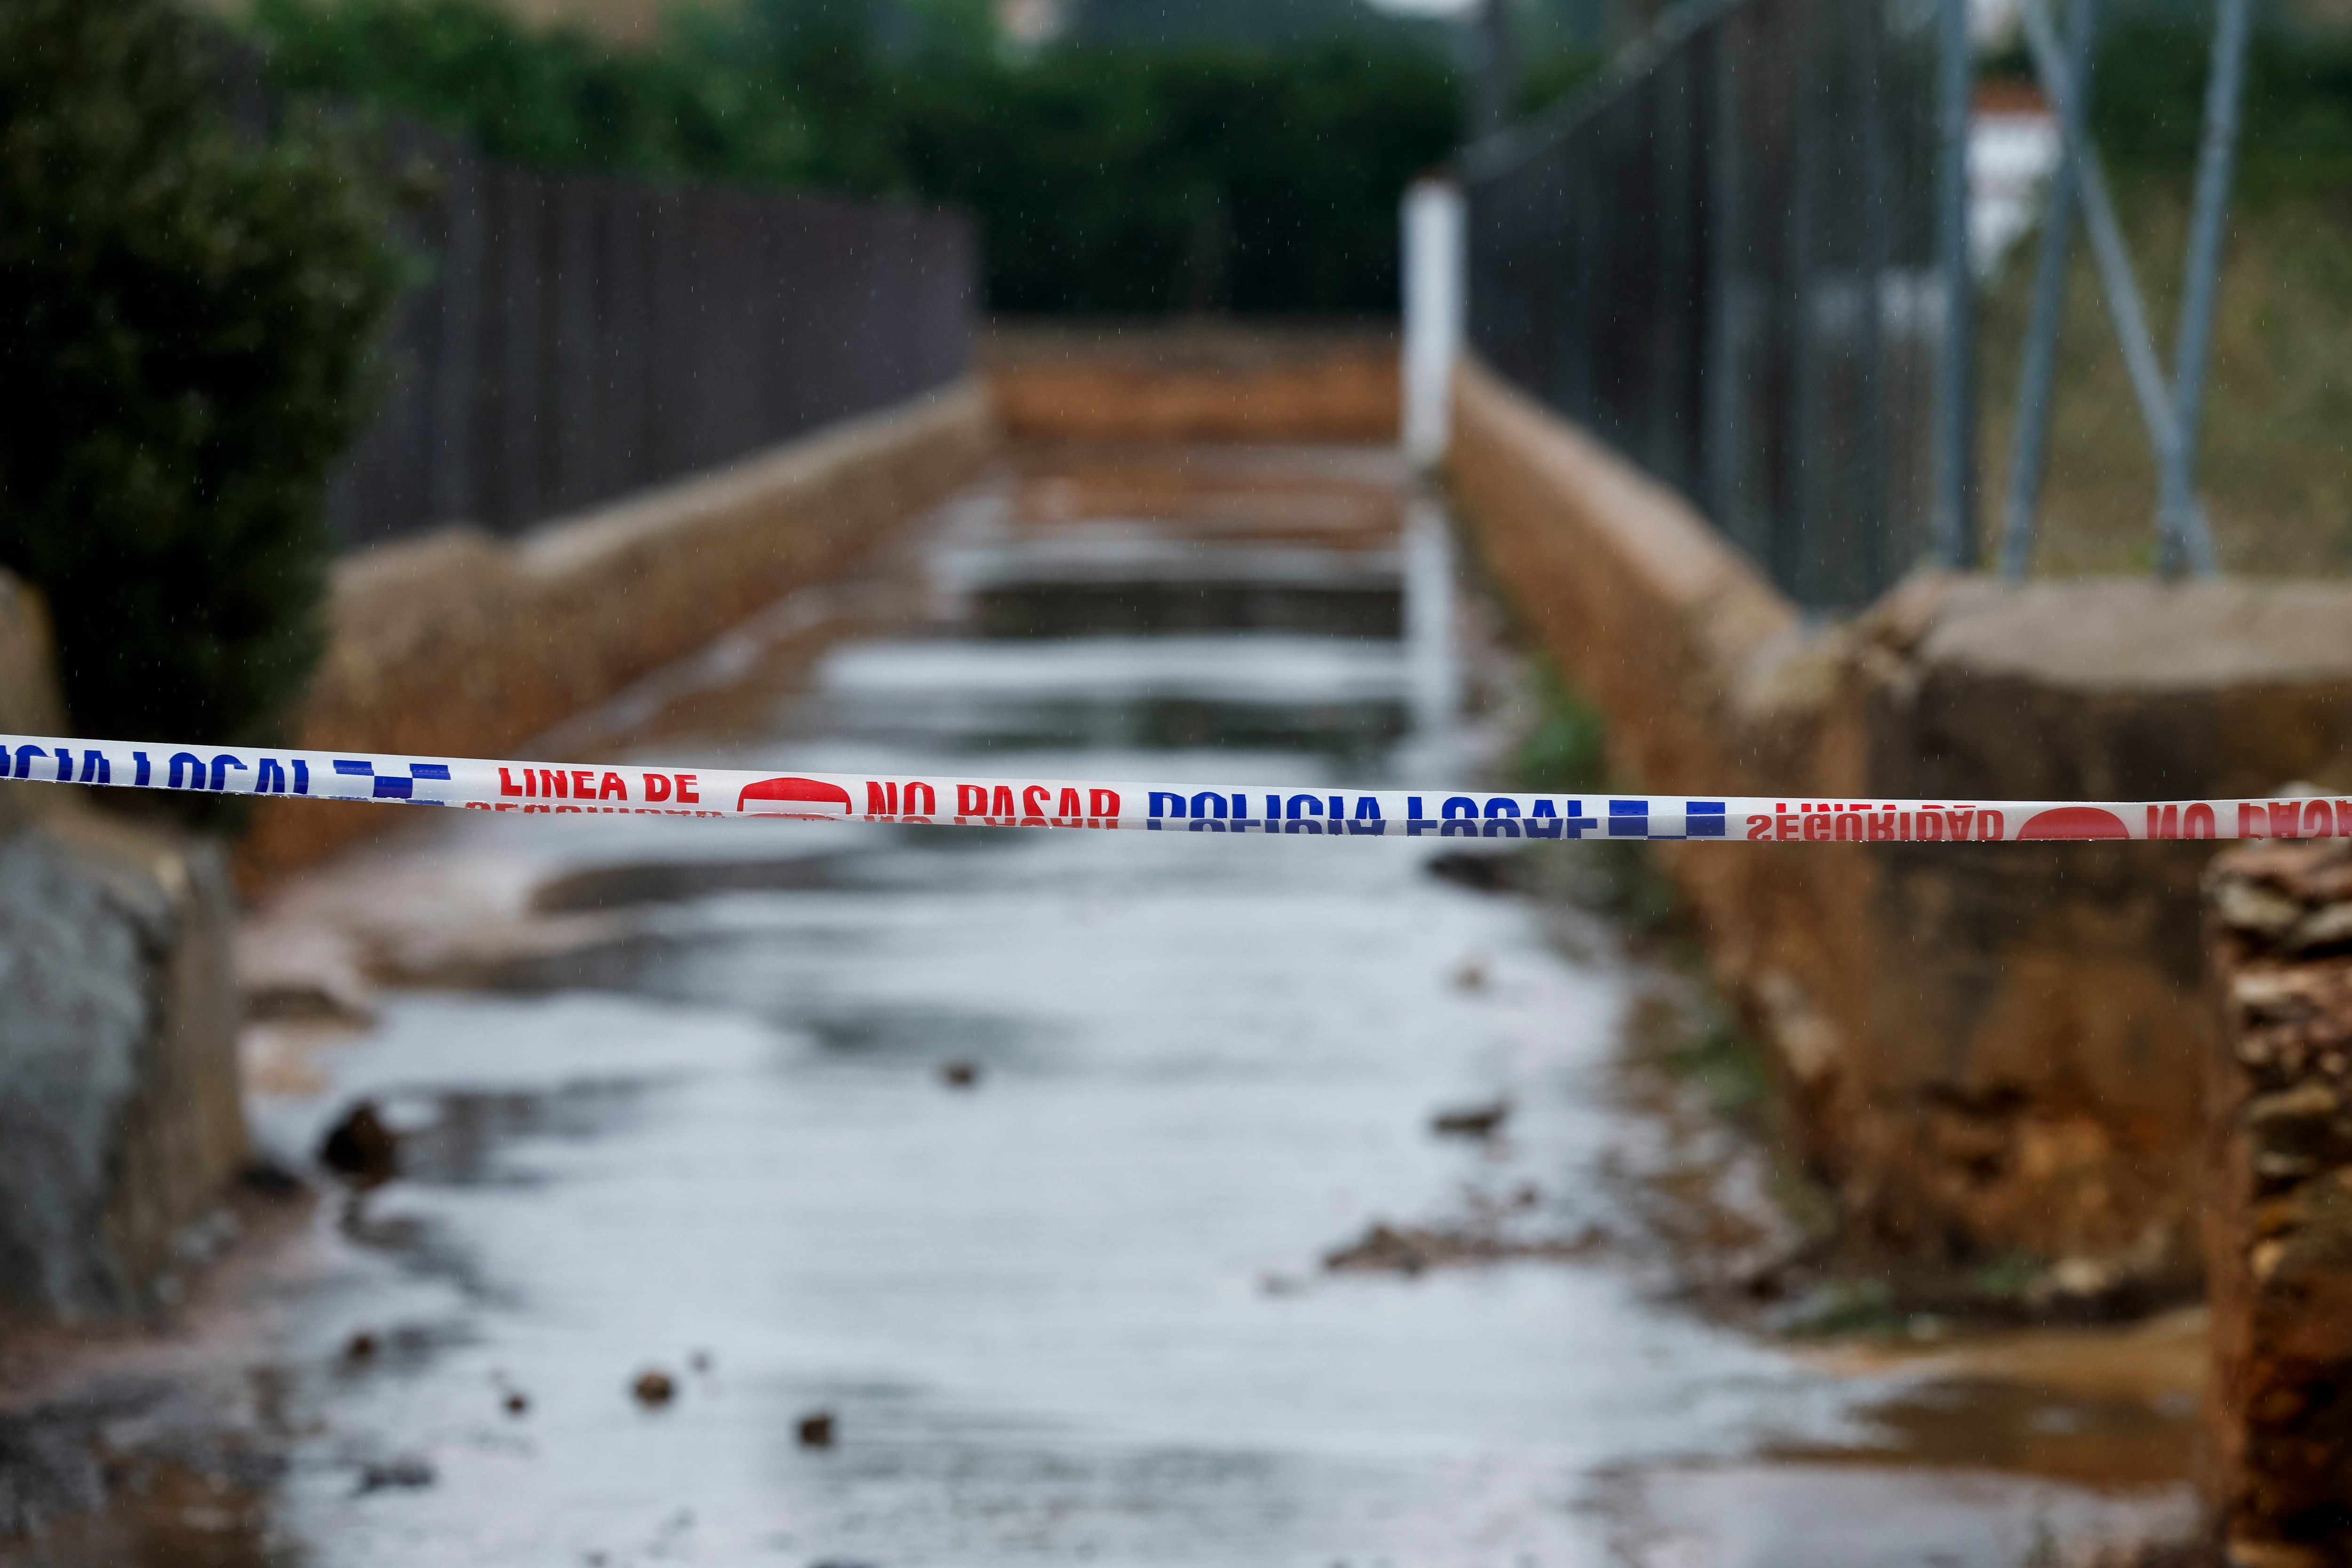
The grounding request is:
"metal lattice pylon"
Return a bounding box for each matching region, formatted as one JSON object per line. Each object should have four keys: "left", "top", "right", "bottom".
{"left": 1995, "top": 0, "right": 2252, "bottom": 578}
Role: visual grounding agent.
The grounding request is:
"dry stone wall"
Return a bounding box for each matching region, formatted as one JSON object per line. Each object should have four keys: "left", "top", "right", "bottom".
{"left": 2204, "top": 840, "right": 2352, "bottom": 1568}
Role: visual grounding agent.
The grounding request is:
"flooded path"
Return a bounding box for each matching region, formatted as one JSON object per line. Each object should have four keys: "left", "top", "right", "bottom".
{"left": 8, "top": 446, "right": 2201, "bottom": 1568}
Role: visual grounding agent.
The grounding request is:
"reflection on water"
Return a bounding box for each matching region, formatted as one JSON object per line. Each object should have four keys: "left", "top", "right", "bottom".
{"left": 12, "top": 450, "right": 2199, "bottom": 1568}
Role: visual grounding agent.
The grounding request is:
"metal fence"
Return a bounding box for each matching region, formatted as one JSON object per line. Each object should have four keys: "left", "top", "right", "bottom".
{"left": 328, "top": 137, "right": 977, "bottom": 549}
{"left": 1462, "top": 0, "right": 1947, "bottom": 610}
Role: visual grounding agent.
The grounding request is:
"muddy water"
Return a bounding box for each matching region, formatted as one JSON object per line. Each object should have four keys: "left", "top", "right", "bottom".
{"left": 16, "top": 450, "right": 2201, "bottom": 1567}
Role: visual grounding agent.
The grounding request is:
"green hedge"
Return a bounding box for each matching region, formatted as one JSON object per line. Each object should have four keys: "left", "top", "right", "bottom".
{"left": 0, "top": 0, "right": 399, "bottom": 759}
{"left": 251, "top": 0, "right": 1463, "bottom": 314}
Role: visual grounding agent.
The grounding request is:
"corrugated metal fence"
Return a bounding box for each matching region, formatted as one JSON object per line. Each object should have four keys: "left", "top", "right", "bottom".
{"left": 329, "top": 137, "right": 977, "bottom": 549}
{"left": 1462, "top": 0, "right": 1944, "bottom": 610}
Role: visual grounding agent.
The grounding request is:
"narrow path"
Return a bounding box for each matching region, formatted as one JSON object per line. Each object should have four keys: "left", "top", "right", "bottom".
{"left": 6, "top": 444, "right": 2200, "bottom": 1568}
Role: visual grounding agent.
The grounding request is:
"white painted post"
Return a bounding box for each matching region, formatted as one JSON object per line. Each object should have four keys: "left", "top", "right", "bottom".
{"left": 1401, "top": 178, "right": 1465, "bottom": 467}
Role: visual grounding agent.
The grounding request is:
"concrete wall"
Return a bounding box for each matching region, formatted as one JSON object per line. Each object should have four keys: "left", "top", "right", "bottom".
{"left": 2204, "top": 840, "right": 2352, "bottom": 1568}
{"left": 1449, "top": 357, "right": 2352, "bottom": 1300}
{"left": 0, "top": 576, "right": 246, "bottom": 1324}
{"left": 981, "top": 323, "right": 1398, "bottom": 444}
{"left": 239, "top": 380, "right": 996, "bottom": 884}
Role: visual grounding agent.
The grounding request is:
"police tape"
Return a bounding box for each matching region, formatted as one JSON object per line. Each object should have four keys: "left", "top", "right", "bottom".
{"left": 0, "top": 732, "right": 2342, "bottom": 843}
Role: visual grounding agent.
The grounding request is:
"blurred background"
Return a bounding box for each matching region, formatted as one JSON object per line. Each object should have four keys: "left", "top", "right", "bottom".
{"left": 6, "top": 0, "right": 2352, "bottom": 1563}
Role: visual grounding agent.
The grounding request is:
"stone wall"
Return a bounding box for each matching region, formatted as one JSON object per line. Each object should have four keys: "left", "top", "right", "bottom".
{"left": 238, "top": 380, "right": 996, "bottom": 884}
{"left": 981, "top": 323, "right": 1398, "bottom": 444}
{"left": 1449, "top": 357, "right": 2352, "bottom": 1300}
{"left": 2203, "top": 840, "right": 2352, "bottom": 1568}
{"left": 0, "top": 575, "right": 246, "bottom": 1324}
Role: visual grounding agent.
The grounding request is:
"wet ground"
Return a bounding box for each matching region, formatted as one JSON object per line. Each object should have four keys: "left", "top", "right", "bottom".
{"left": 4, "top": 444, "right": 2203, "bottom": 1567}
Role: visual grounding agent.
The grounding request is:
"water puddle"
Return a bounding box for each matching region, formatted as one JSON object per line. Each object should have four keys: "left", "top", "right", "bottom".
{"left": 6, "top": 445, "right": 2201, "bottom": 1567}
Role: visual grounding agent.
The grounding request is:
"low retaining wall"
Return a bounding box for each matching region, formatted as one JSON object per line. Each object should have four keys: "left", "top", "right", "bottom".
{"left": 0, "top": 575, "right": 245, "bottom": 1324}
{"left": 239, "top": 380, "right": 996, "bottom": 883}
{"left": 1450, "top": 357, "right": 2352, "bottom": 1300}
{"left": 980, "top": 323, "right": 1398, "bottom": 444}
{"left": 2204, "top": 840, "right": 2352, "bottom": 1568}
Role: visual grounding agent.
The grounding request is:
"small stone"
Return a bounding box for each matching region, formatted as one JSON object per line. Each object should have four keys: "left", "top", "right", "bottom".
{"left": 797, "top": 1410, "right": 836, "bottom": 1448}
{"left": 238, "top": 1158, "right": 308, "bottom": 1201}
{"left": 505, "top": 1392, "right": 530, "bottom": 1417}
{"left": 2217, "top": 880, "right": 2307, "bottom": 939}
{"left": 2249, "top": 1082, "right": 2341, "bottom": 1128}
{"left": 2290, "top": 903, "right": 2352, "bottom": 954}
{"left": 2042, "top": 1256, "right": 2114, "bottom": 1298}
{"left": 938, "top": 1059, "right": 980, "bottom": 1089}
{"left": 633, "top": 1370, "right": 676, "bottom": 1408}
{"left": 689, "top": 1350, "right": 713, "bottom": 1374}
{"left": 2235, "top": 971, "right": 2317, "bottom": 1023}
{"left": 319, "top": 1101, "right": 399, "bottom": 1186}
{"left": 357, "top": 1457, "right": 436, "bottom": 1493}
{"left": 1431, "top": 1099, "right": 1511, "bottom": 1139}
{"left": 345, "top": 1331, "right": 378, "bottom": 1362}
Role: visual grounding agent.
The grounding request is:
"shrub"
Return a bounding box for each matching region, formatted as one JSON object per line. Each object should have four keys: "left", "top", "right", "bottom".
{"left": 0, "top": 0, "right": 400, "bottom": 758}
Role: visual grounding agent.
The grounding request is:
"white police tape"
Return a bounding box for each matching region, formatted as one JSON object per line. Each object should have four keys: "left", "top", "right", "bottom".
{"left": 0, "top": 732, "right": 2343, "bottom": 842}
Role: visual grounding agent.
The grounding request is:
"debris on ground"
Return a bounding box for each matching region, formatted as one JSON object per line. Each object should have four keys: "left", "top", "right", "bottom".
{"left": 632, "top": 1370, "right": 676, "bottom": 1408}
{"left": 344, "top": 1330, "right": 378, "bottom": 1362}
{"left": 1424, "top": 851, "right": 1534, "bottom": 895}
{"left": 1453, "top": 958, "right": 1488, "bottom": 991}
{"left": 356, "top": 1456, "right": 436, "bottom": 1493}
{"left": 1430, "top": 1099, "right": 1511, "bottom": 1139}
{"left": 504, "top": 1392, "right": 530, "bottom": 1416}
{"left": 237, "top": 1158, "right": 308, "bottom": 1201}
{"left": 689, "top": 1349, "right": 713, "bottom": 1374}
{"left": 1322, "top": 1220, "right": 1608, "bottom": 1276}
{"left": 796, "top": 1410, "right": 836, "bottom": 1448}
{"left": 318, "top": 1101, "right": 400, "bottom": 1185}
{"left": 938, "top": 1059, "right": 981, "bottom": 1088}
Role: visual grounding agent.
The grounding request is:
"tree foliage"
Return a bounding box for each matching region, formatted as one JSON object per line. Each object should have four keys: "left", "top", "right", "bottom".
{"left": 251, "top": 0, "right": 1463, "bottom": 314}
{"left": 1985, "top": 9, "right": 2352, "bottom": 189}
{"left": 0, "top": 0, "right": 401, "bottom": 754}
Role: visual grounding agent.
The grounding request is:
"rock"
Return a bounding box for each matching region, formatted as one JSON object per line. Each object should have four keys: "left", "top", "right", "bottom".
{"left": 796, "top": 1410, "right": 835, "bottom": 1448}
{"left": 344, "top": 1330, "right": 378, "bottom": 1362}
{"left": 2290, "top": 902, "right": 2352, "bottom": 955}
{"left": 938, "top": 1059, "right": 980, "bottom": 1089}
{"left": 0, "top": 813, "right": 246, "bottom": 1320}
{"left": 2216, "top": 879, "right": 2306, "bottom": 939}
{"left": 689, "top": 1350, "right": 713, "bottom": 1374}
{"left": 504, "top": 1392, "right": 530, "bottom": 1417}
{"left": 632, "top": 1370, "right": 676, "bottom": 1408}
{"left": 318, "top": 1101, "right": 398, "bottom": 1186}
{"left": 1430, "top": 1099, "right": 1510, "bottom": 1139}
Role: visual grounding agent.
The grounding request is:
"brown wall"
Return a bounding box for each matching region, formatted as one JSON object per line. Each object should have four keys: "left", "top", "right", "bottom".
{"left": 1450, "top": 357, "right": 2352, "bottom": 1299}
{"left": 981, "top": 323, "right": 1398, "bottom": 444}
{"left": 239, "top": 381, "right": 996, "bottom": 885}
